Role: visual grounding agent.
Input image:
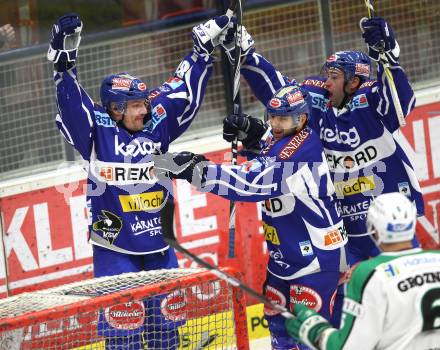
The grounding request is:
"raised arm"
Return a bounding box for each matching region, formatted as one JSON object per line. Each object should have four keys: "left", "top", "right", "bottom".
{"left": 48, "top": 13, "right": 96, "bottom": 161}
{"left": 152, "top": 15, "right": 232, "bottom": 142}
{"left": 360, "top": 17, "right": 416, "bottom": 132}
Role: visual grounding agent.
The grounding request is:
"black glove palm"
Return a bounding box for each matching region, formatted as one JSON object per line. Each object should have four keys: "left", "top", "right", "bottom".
{"left": 154, "top": 152, "right": 208, "bottom": 184}
{"left": 223, "top": 113, "right": 268, "bottom": 151}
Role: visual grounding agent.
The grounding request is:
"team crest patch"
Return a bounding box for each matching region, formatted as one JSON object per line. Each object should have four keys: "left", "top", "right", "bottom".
{"left": 92, "top": 210, "right": 123, "bottom": 245}
{"left": 398, "top": 182, "right": 411, "bottom": 197}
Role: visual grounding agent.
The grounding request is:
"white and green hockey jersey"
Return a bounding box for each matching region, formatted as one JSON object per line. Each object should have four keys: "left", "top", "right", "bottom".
{"left": 322, "top": 248, "right": 440, "bottom": 349}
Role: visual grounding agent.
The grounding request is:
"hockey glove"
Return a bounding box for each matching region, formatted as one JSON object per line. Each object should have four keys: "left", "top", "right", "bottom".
{"left": 360, "top": 17, "right": 400, "bottom": 65}
{"left": 285, "top": 303, "right": 333, "bottom": 350}
{"left": 191, "top": 15, "right": 231, "bottom": 58}
{"left": 47, "top": 13, "right": 83, "bottom": 71}
{"left": 219, "top": 16, "right": 255, "bottom": 65}
{"left": 223, "top": 113, "right": 268, "bottom": 151}
{"left": 154, "top": 152, "right": 208, "bottom": 185}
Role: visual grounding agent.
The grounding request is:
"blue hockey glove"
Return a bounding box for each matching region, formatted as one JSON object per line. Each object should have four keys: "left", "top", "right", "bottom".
{"left": 360, "top": 17, "right": 399, "bottom": 64}
{"left": 154, "top": 152, "right": 208, "bottom": 185}
{"left": 219, "top": 16, "right": 255, "bottom": 65}
{"left": 285, "top": 303, "right": 333, "bottom": 350}
{"left": 191, "top": 15, "right": 231, "bottom": 57}
{"left": 47, "top": 13, "right": 82, "bottom": 71}
{"left": 223, "top": 113, "right": 268, "bottom": 151}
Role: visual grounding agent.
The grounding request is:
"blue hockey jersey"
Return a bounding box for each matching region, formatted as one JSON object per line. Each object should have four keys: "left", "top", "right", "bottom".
{"left": 54, "top": 51, "right": 213, "bottom": 254}
{"left": 199, "top": 127, "right": 347, "bottom": 279}
{"left": 241, "top": 52, "right": 424, "bottom": 237}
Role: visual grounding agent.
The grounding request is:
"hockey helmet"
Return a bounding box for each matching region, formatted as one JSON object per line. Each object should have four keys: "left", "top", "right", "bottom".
{"left": 367, "top": 192, "right": 417, "bottom": 244}
{"left": 100, "top": 73, "right": 150, "bottom": 113}
{"left": 266, "top": 83, "right": 310, "bottom": 125}
{"left": 322, "top": 51, "right": 372, "bottom": 83}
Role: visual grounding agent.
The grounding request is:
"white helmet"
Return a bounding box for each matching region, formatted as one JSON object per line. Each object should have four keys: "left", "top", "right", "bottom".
{"left": 367, "top": 192, "right": 417, "bottom": 244}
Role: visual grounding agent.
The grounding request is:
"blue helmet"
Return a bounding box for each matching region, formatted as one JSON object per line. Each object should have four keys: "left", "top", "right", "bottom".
{"left": 322, "top": 51, "right": 372, "bottom": 83}
{"left": 266, "top": 83, "right": 310, "bottom": 122}
{"left": 100, "top": 73, "right": 150, "bottom": 113}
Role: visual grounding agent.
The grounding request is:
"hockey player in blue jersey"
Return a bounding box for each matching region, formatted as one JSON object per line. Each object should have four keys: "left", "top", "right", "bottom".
{"left": 157, "top": 83, "right": 348, "bottom": 350}
{"left": 48, "top": 12, "right": 230, "bottom": 350}
{"left": 218, "top": 15, "right": 424, "bottom": 327}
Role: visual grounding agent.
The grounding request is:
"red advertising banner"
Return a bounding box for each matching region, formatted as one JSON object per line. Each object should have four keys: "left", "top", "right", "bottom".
{"left": 0, "top": 102, "right": 439, "bottom": 301}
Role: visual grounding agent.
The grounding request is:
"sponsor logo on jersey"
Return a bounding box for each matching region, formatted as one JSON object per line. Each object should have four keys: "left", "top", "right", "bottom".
{"left": 263, "top": 222, "right": 280, "bottom": 245}
{"left": 301, "top": 78, "right": 326, "bottom": 89}
{"left": 119, "top": 191, "right": 164, "bottom": 212}
{"left": 269, "top": 249, "right": 291, "bottom": 270}
{"left": 397, "top": 271, "right": 440, "bottom": 292}
{"left": 166, "top": 77, "right": 184, "bottom": 90}
{"left": 92, "top": 210, "right": 123, "bottom": 245}
{"left": 325, "top": 145, "right": 378, "bottom": 170}
{"left": 339, "top": 199, "right": 373, "bottom": 221}
{"left": 348, "top": 94, "right": 368, "bottom": 111}
{"left": 398, "top": 182, "right": 411, "bottom": 197}
{"left": 359, "top": 80, "right": 376, "bottom": 89}
{"left": 94, "top": 161, "right": 156, "bottom": 185}
{"left": 104, "top": 301, "right": 145, "bottom": 330}
{"left": 263, "top": 285, "right": 286, "bottom": 316}
{"left": 319, "top": 120, "right": 361, "bottom": 148}
{"left": 94, "top": 111, "right": 116, "bottom": 127}
{"left": 114, "top": 135, "right": 162, "bottom": 157}
{"left": 161, "top": 290, "right": 187, "bottom": 321}
{"left": 263, "top": 195, "right": 295, "bottom": 217}
{"left": 299, "top": 240, "right": 314, "bottom": 256}
{"left": 381, "top": 263, "right": 400, "bottom": 278}
{"left": 324, "top": 226, "right": 347, "bottom": 247}
{"left": 342, "top": 298, "right": 364, "bottom": 318}
{"left": 149, "top": 90, "right": 161, "bottom": 101}
{"left": 290, "top": 285, "right": 322, "bottom": 312}
{"left": 278, "top": 129, "right": 309, "bottom": 160}
{"left": 129, "top": 216, "right": 162, "bottom": 236}
{"left": 310, "top": 92, "right": 328, "bottom": 112}
{"left": 334, "top": 175, "right": 376, "bottom": 197}
{"left": 148, "top": 103, "right": 167, "bottom": 130}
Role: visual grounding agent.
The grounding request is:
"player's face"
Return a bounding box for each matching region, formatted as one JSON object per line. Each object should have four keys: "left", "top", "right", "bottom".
{"left": 122, "top": 99, "right": 149, "bottom": 132}
{"left": 324, "top": 68, "right": 346, "bottom": 107}
{"left": 269, "top": 114, "right": 306, "bottom": 140}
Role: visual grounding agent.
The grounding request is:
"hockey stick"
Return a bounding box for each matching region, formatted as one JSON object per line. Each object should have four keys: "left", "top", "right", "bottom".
{"left": 226, "top": 0, "right": 243, "bottom": 258}
{"left": 364, "top": 0, "right": 406, "bottom": 127}
{"left": 160, "top": 198, "right": 294, "bottom": 319}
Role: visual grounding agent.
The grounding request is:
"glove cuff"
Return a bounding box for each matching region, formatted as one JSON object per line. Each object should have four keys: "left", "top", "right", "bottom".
{"left": 298, "top": 315, "right": 331, "bottom": 350}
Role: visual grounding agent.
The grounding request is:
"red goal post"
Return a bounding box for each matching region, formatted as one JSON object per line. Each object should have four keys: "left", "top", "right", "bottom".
{"left": 0, "top": 267, "right": 249, "bottom": 349}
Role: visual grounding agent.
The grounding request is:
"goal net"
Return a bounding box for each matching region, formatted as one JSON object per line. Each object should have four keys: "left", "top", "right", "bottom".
{"left": 0, "top": 267, "right": 249, "bottom": 350}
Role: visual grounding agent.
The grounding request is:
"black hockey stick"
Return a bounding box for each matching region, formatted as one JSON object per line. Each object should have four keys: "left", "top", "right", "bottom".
{"left": 363, "top": 0, "right": 405, "bottom": 126}
{"left": 221, "top": 0, "right": 243, "bottom": 258}
{"left": 160, "top": 198, "right": 294, "bottom": 319}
